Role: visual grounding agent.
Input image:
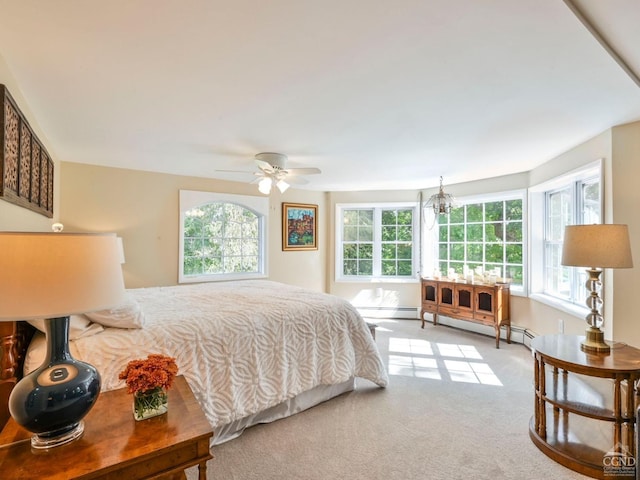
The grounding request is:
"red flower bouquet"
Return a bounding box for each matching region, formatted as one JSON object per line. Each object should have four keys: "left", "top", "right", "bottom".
{"left": 119, "top": 353, "right": 179, "bottom": 394}
{"left": 119, "top": 354, "right": 178, "bottom": 421}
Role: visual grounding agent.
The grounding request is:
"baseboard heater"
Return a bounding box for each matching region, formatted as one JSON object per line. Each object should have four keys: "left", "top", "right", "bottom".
{"left": 356, "top": 306, "right": 535, "bottom": 347}
{"left": 355, "top": 306, "right": 419, "bottom": 319}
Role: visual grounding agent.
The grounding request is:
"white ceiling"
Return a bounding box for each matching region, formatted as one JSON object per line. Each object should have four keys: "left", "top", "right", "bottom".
{"left": 0, "top": 0, "right": 639, "bottom": 192}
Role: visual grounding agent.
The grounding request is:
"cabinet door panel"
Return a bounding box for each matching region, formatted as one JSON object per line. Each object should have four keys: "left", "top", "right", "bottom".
{"left": 439, "top": 284, "right": 454, "bottom": 306}
{"left": 475, "top": 290, "right": 494, "bottom": 314}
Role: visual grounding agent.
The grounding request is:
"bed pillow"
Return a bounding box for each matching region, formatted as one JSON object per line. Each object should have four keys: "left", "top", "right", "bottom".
{"left": 24, "top": 331, "right": 47, "bottom": 375}
{"left": 85, "top": 293, "right": 146, "bottom": 329}
{"left": 27, "top": 314, "right": 104, "bottom": 340}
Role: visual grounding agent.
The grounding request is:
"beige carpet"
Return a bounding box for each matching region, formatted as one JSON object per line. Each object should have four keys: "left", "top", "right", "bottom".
{"left": 187, "top": 319, "right": 591, "bottom": 480}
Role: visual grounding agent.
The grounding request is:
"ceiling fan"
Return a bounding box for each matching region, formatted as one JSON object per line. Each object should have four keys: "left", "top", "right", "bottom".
{"left": 219, "top": 152, "right": 322, "bottom": 194}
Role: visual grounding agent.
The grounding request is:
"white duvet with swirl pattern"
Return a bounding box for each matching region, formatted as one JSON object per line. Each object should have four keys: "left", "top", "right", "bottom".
{"left": 72, "top": 280, "right": 388, "bottom": 436}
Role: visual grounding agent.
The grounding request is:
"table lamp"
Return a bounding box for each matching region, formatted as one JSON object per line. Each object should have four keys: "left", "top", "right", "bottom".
{"left": 561, "top": 224, "right": 633, "bottom": 353}
{"left": 0, "top": 232, "right": 125, "bottom": 449}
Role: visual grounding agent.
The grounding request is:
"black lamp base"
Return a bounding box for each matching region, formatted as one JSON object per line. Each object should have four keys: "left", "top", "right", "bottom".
{"left": 31, "top": 420, "right": 85, "bottom": 449}
{"left": 8, "top": 316, "right": 101, "bottom": 449}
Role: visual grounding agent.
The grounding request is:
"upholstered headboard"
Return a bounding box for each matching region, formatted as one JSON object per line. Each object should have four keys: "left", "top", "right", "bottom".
{"left": 0, "top": 321, "right": 35, "bottom": 430}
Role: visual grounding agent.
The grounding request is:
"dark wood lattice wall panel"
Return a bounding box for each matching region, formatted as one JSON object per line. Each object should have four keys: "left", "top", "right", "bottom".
{"left": 0, "top": 84, "right": 54, "bottom": 217}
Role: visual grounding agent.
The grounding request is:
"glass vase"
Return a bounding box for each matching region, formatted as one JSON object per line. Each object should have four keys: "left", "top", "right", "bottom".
{"left": 133, "top": 387, "right": 168, "bottom": 421}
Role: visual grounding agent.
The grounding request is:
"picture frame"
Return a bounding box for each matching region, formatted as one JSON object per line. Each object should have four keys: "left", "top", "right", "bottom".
{"left": 282, "top": 202, "right": 318, "bottom": 251}
{"left": 0, "top": 84, "right": 54, "bottom": 218}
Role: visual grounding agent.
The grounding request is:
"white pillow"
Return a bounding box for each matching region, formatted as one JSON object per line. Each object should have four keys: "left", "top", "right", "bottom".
{"left": 24, "top": 331, "right": 47, "bottom": 375}
{"left": 85, "top": 293, "right": 145, "bottom": 329}
{"left": 27, "top": 314, "right": 104, "bottom": 340}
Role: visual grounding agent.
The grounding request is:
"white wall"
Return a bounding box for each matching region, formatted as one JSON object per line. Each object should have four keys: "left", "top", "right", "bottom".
{"left": 0, "top": 53, "right": 61, "bottom": 231}
{"left": 611, "top": 121, "right": 640, "bottom": 346}
{"left": 60, "top": 162, "right": 327, "bottom": 291}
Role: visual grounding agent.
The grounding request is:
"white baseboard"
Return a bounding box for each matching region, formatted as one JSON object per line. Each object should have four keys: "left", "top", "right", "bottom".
{"left": 355, "top": 306, "right": 419, "bottom": 319}
{"left": 356, "top": 307, "right": 538, "bottom": 347}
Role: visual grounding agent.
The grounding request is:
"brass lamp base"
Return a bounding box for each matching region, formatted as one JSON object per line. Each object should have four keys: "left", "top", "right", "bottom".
{"left": 580, "top": 327, "right": 611, "bottom": 354}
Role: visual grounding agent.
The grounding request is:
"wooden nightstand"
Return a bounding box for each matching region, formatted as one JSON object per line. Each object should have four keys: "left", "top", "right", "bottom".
{"left": 0, "top": 375, "right": 213, "bottom": 480}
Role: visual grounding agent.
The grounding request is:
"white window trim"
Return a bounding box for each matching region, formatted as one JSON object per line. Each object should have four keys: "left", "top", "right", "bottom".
{"left": 178, "top": 190, "right": 269, "bottom": 283}
{"left": 424, "top": 189, "right": 527, "bottom": 296}
{"left": 528, "top": 159, "right": 603, "bottom": 314}
{"left": 335, "top": 202, "right": 420, "bottom": 283}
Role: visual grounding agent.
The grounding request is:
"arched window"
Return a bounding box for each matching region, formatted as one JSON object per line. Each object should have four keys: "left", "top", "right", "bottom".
{"left": 179, "top": 191, "right": 268, "bottom": 283}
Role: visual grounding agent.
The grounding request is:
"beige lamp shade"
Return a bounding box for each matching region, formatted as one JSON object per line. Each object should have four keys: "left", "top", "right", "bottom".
{"left": 0, "top": 232, "right": 126, "bottom": 321}
{"left": 561, "top": 224, "right": 634, "bottom": 269}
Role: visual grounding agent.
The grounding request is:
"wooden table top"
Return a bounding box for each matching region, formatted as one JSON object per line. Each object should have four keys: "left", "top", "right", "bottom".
{"left": 0, "top": 375, "right": 213, "bottom": 479}
{"left": 531, "top": 334, "right": 640, "bottom": 375}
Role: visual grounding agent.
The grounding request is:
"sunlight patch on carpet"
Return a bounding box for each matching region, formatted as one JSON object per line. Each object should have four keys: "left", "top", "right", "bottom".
{"left": 387, "top": 338, "right": 503, "bottom": 386}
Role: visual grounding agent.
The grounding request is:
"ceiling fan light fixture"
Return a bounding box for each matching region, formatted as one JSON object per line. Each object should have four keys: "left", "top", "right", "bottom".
{"left": 276, "top": 179, "right": 290, "bottom": 193}
{"left": 258, "top": 176, "right": 273, "bottom": 194}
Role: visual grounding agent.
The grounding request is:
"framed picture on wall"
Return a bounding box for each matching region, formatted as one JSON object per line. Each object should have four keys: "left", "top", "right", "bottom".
{"left": 282, "top": 203, "right": 318, "bottom": 251}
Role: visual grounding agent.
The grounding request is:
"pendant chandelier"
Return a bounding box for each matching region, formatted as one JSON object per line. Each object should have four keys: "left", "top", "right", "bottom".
{"left": 428, "top": 176, "right": 455, "bottom": 215}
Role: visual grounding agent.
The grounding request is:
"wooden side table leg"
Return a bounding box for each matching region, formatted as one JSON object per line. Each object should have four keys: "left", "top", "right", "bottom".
{"left": 198, "top": 462, "right": 207, "bottom": 480}
{"left": 614, "top": 375, "right": 622, "bottom": 451}
{"left": 624, "top": 376, "right": 635, "bottom": 455}
{"left": 538, "top": 356, "right": 547, "bottom": 440}
{"left": 562, "top": 370, "right": 568, "bottom": 441}
{"left": 635, "top": 378, "right": 640, "bottom": 467}
{"left": 534, "top": 353, "right": 542, "bottom": 435}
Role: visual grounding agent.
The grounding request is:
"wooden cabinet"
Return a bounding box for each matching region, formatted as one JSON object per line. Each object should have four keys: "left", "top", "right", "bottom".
{"left": 420, "top": 278, "right": 511, "bottom": 348}
{"left": 530, "top": 335, "right": 640, "bottom": 479}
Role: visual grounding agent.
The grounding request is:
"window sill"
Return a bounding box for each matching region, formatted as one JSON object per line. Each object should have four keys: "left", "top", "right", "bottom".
{"left": 336, "top": 276, "right": 420, "bottom": 284}
{"left": 179, "top": 273, "right": 268, "bottom": 284}
{"left": 529, "top": 293, "right": 587, "bottom": 320}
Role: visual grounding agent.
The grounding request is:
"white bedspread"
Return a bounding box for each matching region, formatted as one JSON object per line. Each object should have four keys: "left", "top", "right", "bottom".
{"left": 71, "top": 280, "right": 388, "bottom": 433}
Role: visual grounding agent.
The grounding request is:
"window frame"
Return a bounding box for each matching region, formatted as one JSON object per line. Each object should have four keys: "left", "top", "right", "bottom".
{"left": 178, "top": 190, "right": 268, "bottom": 283}
{"left": 423, "top": 189, "right": 527, "bottom": 295}
{"left": 335, "top": 202, "right": 419, "bottom": 283}
{"left": 529, "top": 159, "right": 603, "bottom": 314}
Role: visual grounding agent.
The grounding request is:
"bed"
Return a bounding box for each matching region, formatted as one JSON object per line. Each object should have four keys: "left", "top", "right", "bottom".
{"left": 0, "top": 280, "right": 388, "bottom": 444}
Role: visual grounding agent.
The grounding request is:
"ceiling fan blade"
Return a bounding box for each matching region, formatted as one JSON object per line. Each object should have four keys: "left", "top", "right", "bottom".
{"left": 215, "top": 169, "right": 254, "bottom": 174}
{"left": 285, "top": 167, "right": 321, "bottom": 175}
{"left": 284, "top": 176, "right": 308, "bottom": 185}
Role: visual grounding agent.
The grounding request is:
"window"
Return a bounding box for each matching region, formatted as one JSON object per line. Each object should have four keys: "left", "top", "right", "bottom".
{"left": 336, "top": 203, "right": 418, "bottom": 281}
{"left": 543, "top": 173, "right": 601, "bottom": 304}
{"left": 529, "top": 160, "right": 602, "bottom": 310}
{"left": 179, "top": 190, "right": 268, "bottom": 283}
{"left": 433, "top": 193, "right": 525, "bottom": 290}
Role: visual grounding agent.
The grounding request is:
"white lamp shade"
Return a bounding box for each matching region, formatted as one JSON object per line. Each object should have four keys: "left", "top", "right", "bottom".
{"left": 561, "top": 224, "right": 634, "bottom": 268}
{"left": 276, "top": 179, "right": 290, "bottom": 193}
{"left": 117, "top": 236, "right": 126, "bottom": 264}
{"left": 0, "top": 232, "right": 126, "bottom": 321}
{"left": 258, "top": 177, "right": 272, "bottom": 194}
